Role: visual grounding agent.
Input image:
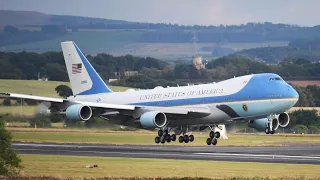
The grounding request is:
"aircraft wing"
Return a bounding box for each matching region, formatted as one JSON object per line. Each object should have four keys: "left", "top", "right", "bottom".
{"left": 0, "top": 92, "right": 211, "bottom": 118}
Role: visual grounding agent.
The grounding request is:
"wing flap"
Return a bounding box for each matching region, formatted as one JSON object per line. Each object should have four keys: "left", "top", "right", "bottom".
{"left": 73, "top": 100, "right": 136, "bottom": 110}
{"left": 138, "top": 106, "right": 211, "bottom": 118}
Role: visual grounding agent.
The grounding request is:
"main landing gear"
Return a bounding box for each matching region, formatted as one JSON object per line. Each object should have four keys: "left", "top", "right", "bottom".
{"left": 178, "top": 134, "right": 194, "bottom": 143}
{"left": 154, "top": 129, "right": 176, "bottom": 144}
{"left": 155, "top": 127, "right": 194, "bottom": 144}
{"left": 206, "top": 126, "right": 221, "bottom": 146}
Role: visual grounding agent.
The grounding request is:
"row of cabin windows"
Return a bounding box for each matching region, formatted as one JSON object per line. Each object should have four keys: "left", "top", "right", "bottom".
{"left": 144, "top": 94, "right": 282, "bottom": 106}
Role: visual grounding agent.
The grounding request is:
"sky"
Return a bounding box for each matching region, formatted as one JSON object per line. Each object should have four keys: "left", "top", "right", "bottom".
{"left": 0, "top": 0, "right": 319, "bottom": 26}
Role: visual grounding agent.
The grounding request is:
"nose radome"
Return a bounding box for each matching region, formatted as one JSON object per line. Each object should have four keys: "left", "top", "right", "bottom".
{"left": 291, "top": 86, "right": 299, "bottom": 99}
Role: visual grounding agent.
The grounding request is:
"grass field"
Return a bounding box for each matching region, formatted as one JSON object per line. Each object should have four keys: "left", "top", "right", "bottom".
{"left": 3, "top": 31, "right": 144, "bottom": 53}
{"left": 0, "top": 106, "right": 36, "bottom": 116}
{"left": 0, "top": 79, "right": 130, "bottom": 97}
{"left": 286, "top": 80, "right": 320, "bottom": 87}
{"left": 18, "top": 154, "right": 320, "bottom": 178}
{"left": 2, "top": 29, "right": 288, "bottom": 60}
{"left": 10, "top": 129, "right": 320, "bottom": 146}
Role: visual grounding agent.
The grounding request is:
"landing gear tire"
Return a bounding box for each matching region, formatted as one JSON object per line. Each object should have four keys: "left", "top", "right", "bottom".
{"left": 184, "top": 135, "right": 189, "bottom": 143}
{"left": 158, "top": 130, "right": 164, "bottom": 137}
{"left": 160, "top": 136, "right": 166, "bottom": 144}
{"left": 265, "top": 128, "right": 270, "bottom": 134}
{"left": 209, "top": 131, "right": 215, "bottom": 138}
{"left": 189, "top": 135, "right": 194, "bottom": 142}
{"left": 155, "top": 136, "right": 160, "bottom": 144}
{"left": 166, "top": 138, "right": 171, "bottom": 143}
{"left": 206, "top": 138, "right": 212, "bottom": 145}
{"left": 270, "top": 130, "right": 275, "bottom": 134}
{"left": 171, "top": 134, "right": 176, "bottom": 141}
{"left": 179, "top": 136, "right": 184, "bottom": 143}
{"left": 164, "top": 134, "right": 171, "bottom": 141}
{"left": 215, "top": 132, "right": 220, "bottom": 138}
{"left": 212, "top": 138, "right": 218, "bottom": 145}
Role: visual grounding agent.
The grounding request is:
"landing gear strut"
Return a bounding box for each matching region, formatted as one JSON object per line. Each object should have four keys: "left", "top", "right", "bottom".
{"left": 265, "top": 119, "right": 276, "bottom": 135}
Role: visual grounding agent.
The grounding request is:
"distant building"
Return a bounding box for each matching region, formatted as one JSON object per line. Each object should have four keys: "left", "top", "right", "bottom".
{"left": 37, "top": 72, "right": 48, "bottom": 81}
{"left": 192, "top": 55, "right": 205, "bottom": 70}
{"left": 124, "top": 71, "right": 139, "bottom": 76}
{"left": 114, "top": 71, "right": 139, "bottom": 77}
{"left": 108, "top": 79, "right": 118, "bottom": 83}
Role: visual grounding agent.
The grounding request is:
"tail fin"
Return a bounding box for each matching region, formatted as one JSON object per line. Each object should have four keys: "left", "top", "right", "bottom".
{"left": 61, "top": 41, "right": 112, "bottom": 95}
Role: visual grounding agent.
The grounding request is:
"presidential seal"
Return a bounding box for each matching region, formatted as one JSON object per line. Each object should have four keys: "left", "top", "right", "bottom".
{"left": 242, "top": 104, "right": 248, "bottom": 112}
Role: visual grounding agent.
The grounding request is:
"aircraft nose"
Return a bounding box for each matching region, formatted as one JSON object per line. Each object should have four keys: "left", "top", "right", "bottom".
{"left": 288, "top": 85, "right": 299, "bottom": 100}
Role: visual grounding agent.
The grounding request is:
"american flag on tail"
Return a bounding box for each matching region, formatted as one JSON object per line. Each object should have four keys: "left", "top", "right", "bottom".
{"left": 72, "top": 63, "right": 82, "bottom": 74}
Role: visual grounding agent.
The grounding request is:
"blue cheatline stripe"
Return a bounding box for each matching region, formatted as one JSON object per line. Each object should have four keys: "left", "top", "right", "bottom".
{"left": 130, "top": 73, "right": 299, "bottom": 107}
{"left": 73, "top": 42, "right": 112, "bottom": 95}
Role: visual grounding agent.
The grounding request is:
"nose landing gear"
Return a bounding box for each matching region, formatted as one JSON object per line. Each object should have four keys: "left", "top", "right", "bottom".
{"left": 265, "top": 118, "right": 276, "bottom": 135}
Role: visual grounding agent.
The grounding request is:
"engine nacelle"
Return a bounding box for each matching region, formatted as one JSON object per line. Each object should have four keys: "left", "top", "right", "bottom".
{"left": 248, "top": 118, "right": 279, "bottom": 132}
{"left": 139, "top": 111, "right": 167, "bottom": 128}
{"left": 65, "top": 104, "right": 92, "bottom": 121}
{"left": 278, "top": 112, "right": 290, "bottom": 128}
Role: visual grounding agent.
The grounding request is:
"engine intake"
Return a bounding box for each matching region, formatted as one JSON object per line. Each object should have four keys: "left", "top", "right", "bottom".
{"left": 140, "top": 111, "right": 167, "bottom": 128}
{"left": 278, "top": 112, "right": 290, "bottom": 127}
{"left": 66, "top": 104, "right": 92, "bottom": 121}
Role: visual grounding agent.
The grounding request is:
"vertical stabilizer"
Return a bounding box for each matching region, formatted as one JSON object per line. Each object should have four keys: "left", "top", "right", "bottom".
{"left": 61, "top": 41, "right": 112, "bottom": 95}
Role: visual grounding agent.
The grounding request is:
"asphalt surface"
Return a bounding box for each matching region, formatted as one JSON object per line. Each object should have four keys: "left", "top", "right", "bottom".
{"left": 13, "top": 142, "right": 320, "bottom": 165}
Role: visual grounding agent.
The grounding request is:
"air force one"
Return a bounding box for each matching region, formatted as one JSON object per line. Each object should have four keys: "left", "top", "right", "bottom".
{"left": 1, "top": 41, "right": 299, "bottom": 146}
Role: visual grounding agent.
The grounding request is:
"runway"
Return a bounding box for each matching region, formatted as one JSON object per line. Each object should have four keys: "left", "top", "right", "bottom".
{"left": 13, "top": 142, "right": 320, "bottom": 165}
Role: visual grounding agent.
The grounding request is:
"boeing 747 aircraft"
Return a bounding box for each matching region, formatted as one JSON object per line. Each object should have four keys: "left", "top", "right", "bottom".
{"left": 1, "top": 41, "right": 299, "bottom": 145}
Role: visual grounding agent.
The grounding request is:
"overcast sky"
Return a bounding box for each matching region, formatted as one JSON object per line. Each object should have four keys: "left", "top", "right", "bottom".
{"left": 1, "top": 0, "right": 319, "bottom": 26}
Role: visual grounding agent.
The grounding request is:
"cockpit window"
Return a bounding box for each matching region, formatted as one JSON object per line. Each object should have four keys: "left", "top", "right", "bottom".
{"left": 269, "top": 77, "right": 282, "bottom": 81}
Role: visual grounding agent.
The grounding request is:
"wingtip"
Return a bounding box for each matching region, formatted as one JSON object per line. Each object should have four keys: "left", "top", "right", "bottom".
{"left": 0, "top": 92, "right": 10, "bottom": 96}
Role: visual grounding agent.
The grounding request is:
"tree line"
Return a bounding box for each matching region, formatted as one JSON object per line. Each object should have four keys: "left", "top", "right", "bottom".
{"left": 1, "top": 50, "right": 320, "bottom": 82}
{"left": 0, "top": 51, "right": 168, "bottom": 81}
{"left": 1, "top": 50, "right": 320, "bottom": 107}
{"left": 0, "top": 25, "right": 67, "bottom": 47}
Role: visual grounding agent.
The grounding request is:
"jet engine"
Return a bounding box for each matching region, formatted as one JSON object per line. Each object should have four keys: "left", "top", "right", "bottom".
{"left": 248, "top": 118, "right": 279, "bottom": 132}
{"left": 139, "top": 111, "right": 167, "bottom": 128}
{"left": 278, "top": 112, "right": 290, "bottom": 128}
{"left": 65, "top": 104, "right": 92, "bottom": 121}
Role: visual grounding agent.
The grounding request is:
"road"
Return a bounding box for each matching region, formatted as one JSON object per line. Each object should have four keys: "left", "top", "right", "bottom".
{"left": 13, "top": 142, "right": 320, "bottom": 165}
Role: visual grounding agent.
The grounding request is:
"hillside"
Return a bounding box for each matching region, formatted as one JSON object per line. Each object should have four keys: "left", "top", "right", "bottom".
{"left": 0, "top": 10, "right": 50, "bottom": 27}
{"left": 0, "top": 79, "right": 130, "bottom": 97}
{"left": 0, "top": 10, "right": 129, "bottom": 27}
{"left": 3, "top": 10, "right": 320, "bottom": 60}
{"left": 3, "top": 31, "right": 144, "bottom": 54}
